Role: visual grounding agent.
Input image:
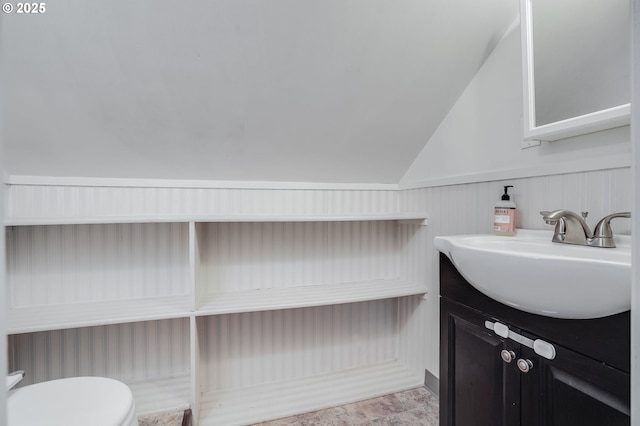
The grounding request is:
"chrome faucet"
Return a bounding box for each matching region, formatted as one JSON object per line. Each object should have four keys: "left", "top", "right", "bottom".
{"left": 540, "top": 210, "right": 630, "bottom": 248}
{"left": 540, "top": 210, "right": 592, "bottom": 245}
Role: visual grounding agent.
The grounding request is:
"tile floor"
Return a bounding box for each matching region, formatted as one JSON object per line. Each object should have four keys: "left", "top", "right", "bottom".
{"left": 252, "top": 386, "right": 439, "bottom": 425}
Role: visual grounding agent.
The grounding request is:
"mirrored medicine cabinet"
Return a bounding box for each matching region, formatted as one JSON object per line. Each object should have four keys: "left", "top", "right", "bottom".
{"left": 520, "top": 0, "right": 630, "bottom": 144}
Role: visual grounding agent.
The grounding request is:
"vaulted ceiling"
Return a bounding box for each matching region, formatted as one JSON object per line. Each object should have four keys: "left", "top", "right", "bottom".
{"left": 3, "top": 0, "right": 518, "bottom": 183}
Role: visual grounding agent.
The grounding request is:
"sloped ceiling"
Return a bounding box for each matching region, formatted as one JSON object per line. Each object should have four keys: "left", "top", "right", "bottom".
{"left": 3, "top": 0, "right": 518, "bottom": 184}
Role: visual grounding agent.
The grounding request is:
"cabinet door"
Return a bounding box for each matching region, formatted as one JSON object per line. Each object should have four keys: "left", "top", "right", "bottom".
{"left": 520, "top": 345, "right": 630, "bottom": 426}
{"left": 440, "top": 299, "right": 520, "bottom": 426}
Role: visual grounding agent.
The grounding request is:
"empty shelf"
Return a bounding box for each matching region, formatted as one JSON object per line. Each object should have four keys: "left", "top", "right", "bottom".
{"left": 127, "top": 374, "right": 191, "bottom": 416}
{"left": 5, "top": 214, "right": 428, "bottom": 226}
{"left": 196, "top": 279, "right": 427, "bottom": 316}
{"left": 198, "top": 360, "right": 423, "bottom": 425}
{"left": 7, "top": 296, "right": 192, "bottom": 333}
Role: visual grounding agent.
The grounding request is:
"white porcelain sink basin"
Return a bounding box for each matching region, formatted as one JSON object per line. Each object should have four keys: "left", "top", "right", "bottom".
{"left": 434, "top": 230, "right": 631, "bottom": 319}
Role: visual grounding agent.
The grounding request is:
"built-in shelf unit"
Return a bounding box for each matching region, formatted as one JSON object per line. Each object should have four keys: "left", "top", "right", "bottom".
{"left": 4, "top": 179, "right": 429, "bottom": 425}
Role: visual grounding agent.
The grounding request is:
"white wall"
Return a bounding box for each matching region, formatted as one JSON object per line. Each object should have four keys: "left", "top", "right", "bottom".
{"left": 400, "top": 23, "right": 631, "bottom": 188}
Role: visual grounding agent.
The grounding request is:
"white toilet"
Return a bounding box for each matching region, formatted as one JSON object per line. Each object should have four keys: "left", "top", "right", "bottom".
{"left": 7, "top": 376, "right": 138, "bottom": 426}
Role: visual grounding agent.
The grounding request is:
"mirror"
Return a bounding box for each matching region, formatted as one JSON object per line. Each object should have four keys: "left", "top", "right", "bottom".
{"left": 521, "top": 0, "right": 630, "bottom": 143}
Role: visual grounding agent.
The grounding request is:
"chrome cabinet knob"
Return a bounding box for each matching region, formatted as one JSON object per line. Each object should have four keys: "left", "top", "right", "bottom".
{"left": 500, "top": 350, "right": 516, "bottom": 363}
{"left": 517, "top": 358, "right": 534, "bottom": 373}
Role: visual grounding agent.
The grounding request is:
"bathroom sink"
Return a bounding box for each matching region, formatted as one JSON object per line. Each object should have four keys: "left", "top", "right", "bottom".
{"left": 434, "top": 230, "right": 631, "bottom": 319}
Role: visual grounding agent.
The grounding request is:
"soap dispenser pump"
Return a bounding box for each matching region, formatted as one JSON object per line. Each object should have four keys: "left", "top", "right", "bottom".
{"left": 494, "top": 185, "right": 516, "bottom": 236}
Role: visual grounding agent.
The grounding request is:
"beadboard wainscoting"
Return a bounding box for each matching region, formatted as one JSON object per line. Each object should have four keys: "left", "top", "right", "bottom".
{"left": 4, "top": 181, "right": 411, "bottom": 225}
{"left": 400, "top": 167, "right": 632, "bottom": 375}
{"left": 4, "top": 180, "right": 430, "bottom": 425}
{"left": 4, "top": 168, "right": 630, "bottom": 424}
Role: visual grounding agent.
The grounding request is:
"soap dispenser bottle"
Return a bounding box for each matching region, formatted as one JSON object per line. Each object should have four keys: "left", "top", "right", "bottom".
{"left": 494, "top": 185, "right": 516, "bottom": 236}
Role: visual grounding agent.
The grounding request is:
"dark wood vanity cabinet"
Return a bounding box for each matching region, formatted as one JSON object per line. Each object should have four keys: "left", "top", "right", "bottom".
{"left": 440, "top": 298, "right": 520, "bottom": 426}
{"left": 440, "top": 254, "right": 630, "bottom": 426}
{"left": 520, "top": 345, "right": 630, "bottom": 426}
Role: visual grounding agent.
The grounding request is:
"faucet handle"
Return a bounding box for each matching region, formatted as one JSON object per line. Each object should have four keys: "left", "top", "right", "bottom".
{"left": 593, "top": 212, "right": 631, "bottom": 238}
